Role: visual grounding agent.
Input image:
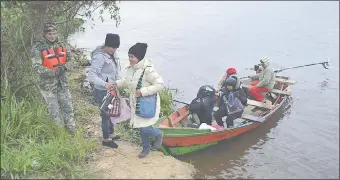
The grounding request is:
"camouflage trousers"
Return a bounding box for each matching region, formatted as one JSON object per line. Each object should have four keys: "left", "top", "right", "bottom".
{"left": 40, "top": 85, "right": 76, "bottom": 133}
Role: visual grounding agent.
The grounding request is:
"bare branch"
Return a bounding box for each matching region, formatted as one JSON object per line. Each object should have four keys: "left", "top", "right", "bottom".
{"left": 77, "top": 2, "right": 105, "bottom": 17}
{"left": 56, "top": 3, "right": 83, "bottom": 24}
{"left": 54, "top": 1, "right": 79, "bottom": 17}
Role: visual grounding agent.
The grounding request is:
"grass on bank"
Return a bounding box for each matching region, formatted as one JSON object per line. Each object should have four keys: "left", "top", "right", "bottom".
{"left": 0, "top": 81, "right": 99, "bottom": 179}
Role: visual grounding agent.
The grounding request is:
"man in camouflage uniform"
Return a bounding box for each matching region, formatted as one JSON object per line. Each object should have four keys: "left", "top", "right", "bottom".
{"left": 30, "top": 21, "right": 76, "bottom": 133}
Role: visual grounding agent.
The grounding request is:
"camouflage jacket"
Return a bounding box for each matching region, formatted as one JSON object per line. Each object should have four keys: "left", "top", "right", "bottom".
{"left": 30, "top": 38, "right": 73, "bottom": 91}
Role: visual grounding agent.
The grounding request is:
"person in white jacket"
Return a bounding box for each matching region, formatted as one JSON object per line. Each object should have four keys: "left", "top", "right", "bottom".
{"left": 114, "top": 42, "right": 165, "bottom": 158}
{"left": 247, "top": 56, "right": 275, "bottom": 101}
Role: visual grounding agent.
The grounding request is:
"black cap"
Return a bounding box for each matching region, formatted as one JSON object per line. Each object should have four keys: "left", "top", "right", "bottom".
{"left": 105, "top": 33, "right": 120, "bottom": 48}
{"left": 128, "top": 42, "right": 148, "bottom": 61}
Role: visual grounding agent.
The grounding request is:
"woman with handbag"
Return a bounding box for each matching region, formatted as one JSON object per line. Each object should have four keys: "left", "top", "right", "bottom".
{"left": 114, "top": 42, "right": 165, "bottom": 158}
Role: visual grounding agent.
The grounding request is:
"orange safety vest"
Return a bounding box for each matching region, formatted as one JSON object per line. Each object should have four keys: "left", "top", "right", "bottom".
{"left": 41, "top": 47, "right": 67, "bottom": 70}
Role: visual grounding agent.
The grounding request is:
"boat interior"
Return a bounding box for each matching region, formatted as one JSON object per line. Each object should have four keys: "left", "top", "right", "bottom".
{"left": 159, "top": 76, "right": 295, "bottom": 130}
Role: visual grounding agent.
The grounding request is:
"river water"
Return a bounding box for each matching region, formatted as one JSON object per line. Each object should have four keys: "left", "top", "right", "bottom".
{"left": 70, "top": 1, "right": 339, "bottom": 179}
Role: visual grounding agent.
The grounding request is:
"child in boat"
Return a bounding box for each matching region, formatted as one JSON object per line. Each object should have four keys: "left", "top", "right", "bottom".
{"left": 214, "top": 77, "right": 247, "bottom": 128}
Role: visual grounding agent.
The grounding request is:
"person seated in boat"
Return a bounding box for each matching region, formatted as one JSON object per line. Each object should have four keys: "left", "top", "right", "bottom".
{"left": 247, "top": 56, "right": 275, "bottom": 102}
{"left": 216, "top": 67, "right": 238, "bottom": 92}
{"left": 247, "top": 65, "right": 263, "bottom": 87}
{"left": 214, "top": 77, "right": 247, "bottom": 128}
{"left": 188, "top": 85, "right": 216, "bottom": 126}
{"left": 254, "top": 64, "right": 263, "bottom": 74}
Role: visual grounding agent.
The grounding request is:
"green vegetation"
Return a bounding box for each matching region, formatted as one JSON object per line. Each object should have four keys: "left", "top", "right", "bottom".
{"left": 1, "top": 1, "right": 121, "bottom": 179}
{"left": 0, "top": 81, "right": 99, "bottom": 179}
{"left": 1, "top": 1, "right": 178, "bottom": 178}
{"left": 160, "top": 88, "right": 175, "bottom": 117}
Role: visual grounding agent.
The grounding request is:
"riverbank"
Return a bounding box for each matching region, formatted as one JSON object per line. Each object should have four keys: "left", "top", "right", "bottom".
{"left": 67, "top": 51, "right": 196, "bottom": 179}
{"left": 83, "top": 116, "right": 196, "bottom": 179}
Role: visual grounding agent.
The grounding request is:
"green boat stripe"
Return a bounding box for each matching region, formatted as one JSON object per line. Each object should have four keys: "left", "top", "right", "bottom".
{"left": 161, "top": 142, "right": 219, "bottom": 156}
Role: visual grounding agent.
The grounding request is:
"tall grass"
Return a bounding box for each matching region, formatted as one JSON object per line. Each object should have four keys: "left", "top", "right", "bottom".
{"left": 1, "top": 1, "right": 122, "bottom": 179}
{"left": 0, "top": 80, "right": 99, "bottom": 179}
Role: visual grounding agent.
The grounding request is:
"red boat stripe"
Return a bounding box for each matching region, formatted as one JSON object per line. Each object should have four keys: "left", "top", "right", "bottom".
{"left": 163, "top": 123, "right": 261, "bottom": 147}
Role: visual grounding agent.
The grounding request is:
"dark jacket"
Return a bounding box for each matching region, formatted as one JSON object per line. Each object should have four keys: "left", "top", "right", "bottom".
{"left": 219, "top": 87, "right": 247, "bottom": 107}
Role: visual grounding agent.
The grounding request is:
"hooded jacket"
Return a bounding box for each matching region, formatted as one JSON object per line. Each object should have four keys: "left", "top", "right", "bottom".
{"left": 87, "top": 45, "right": 121, "bottom": 90}
{"left": 249, "top": 63, "right": 275, "bottom": 89}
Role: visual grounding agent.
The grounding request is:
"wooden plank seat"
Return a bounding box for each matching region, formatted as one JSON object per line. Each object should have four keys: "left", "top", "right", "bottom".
{"left": 247, "top": 99, "right": 274, "bottom": 109}
{"left": 243, "top": 84, "right": 292, "bottom": 95}
{"left": 241, "top": 114, "right": 265, "bottom": 123}
{"left": 243, "top": 105, "right": 256, "bottom": 115}
{"left": 275, "top": 77, "right": 296, "bottom": 85}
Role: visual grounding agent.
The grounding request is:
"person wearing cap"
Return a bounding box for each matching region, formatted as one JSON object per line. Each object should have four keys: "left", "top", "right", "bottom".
{"left": 216, "top": 68, "right": 243, "bottom": 106}
{"left": 114, "top": 42, "right": 165, "bottom": 158}
{"left": 30, "top": 20, "right": 76, "bottom": 133}
{"left": 87, "top": 33, "right": 121, "bottom": 148}
{"left": 247, "top": 56, "right": 275, "bottom": 101}
{"left": 214, "top": 77, "right": 247, "bottom": 128}
{"left": 217, "top": 68, "right": 238, "bottom": 92}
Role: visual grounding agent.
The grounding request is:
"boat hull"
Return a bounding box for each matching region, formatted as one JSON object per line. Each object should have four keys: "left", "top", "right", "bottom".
{"left": 156, "top": 76, "right": 293, "bottom": 156}
{"left": 159, "top": 96, "right": 289, "bottom": 156}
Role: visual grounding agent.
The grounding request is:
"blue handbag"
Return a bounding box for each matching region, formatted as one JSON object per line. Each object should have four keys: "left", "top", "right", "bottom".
{"left": 135, "top": 66, "right": 157, "bottom": 118}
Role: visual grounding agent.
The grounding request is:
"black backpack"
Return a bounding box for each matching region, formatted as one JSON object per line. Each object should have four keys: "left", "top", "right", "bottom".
{"left": 189, "top": 85, "right": 216, "bottom": 123}
{"left": 196, "top": 85, "right": 215, "bottom": 98}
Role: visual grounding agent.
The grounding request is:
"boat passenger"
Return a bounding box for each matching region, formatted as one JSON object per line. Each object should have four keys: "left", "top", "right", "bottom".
{"left": 216, "top": 67, "right": 238, "bottom": 92}
{"left": 214, "top": 77, "right": 247, "bottom": 128}
{"left": 254, "top": 64, "right": 263, "bottom": 74}
{"left": 247, "top": 56, "right": 275, "bottom": 102}
{"left": 188, "top": 85, "right": 216, "bottom": 126}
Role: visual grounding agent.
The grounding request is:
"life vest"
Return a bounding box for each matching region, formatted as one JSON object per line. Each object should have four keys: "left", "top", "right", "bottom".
{"left": 41, "top": 47, "right": 67, "bottom": 70}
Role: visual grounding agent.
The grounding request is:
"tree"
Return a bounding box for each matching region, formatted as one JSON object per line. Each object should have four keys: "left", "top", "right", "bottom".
{"left": 1, "top": 1, "right": 121, "bottom": 98}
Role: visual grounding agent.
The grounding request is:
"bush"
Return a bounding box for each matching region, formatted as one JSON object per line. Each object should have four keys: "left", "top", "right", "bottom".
{"left": 1, "top": 1, "right": 121, "bottom": 178}
{"left": 1, "top": 1, "right": 121, "bottom": 98}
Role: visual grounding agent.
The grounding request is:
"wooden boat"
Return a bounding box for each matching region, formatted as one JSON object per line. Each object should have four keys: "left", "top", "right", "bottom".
{"left": 154, "top": 76, "right": 296, "bottom": 156}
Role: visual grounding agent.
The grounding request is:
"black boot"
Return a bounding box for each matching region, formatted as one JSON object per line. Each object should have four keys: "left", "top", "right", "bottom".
{"left": 138, "top": 148, "right": 150, "bottom": 158}
{"left": 102, "top": 139, "right": 118, "bottom": 148}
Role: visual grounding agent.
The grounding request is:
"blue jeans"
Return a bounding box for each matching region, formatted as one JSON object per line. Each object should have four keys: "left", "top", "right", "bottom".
{"left": 93, "top": 88, "right": 114, "bottom": 139}
{"left": 139, "top": 126, "right": 161, "bottom": 150}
